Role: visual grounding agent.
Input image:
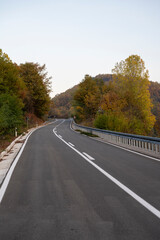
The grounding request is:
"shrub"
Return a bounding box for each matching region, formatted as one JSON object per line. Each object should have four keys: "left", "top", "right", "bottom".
{"left": 94, "top": 114, "right": 107, "bottom": 129}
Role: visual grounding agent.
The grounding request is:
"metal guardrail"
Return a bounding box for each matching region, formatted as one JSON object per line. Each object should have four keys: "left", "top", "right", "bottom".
{"left": 72, "top": 120, "right": 160, "bottom": 158}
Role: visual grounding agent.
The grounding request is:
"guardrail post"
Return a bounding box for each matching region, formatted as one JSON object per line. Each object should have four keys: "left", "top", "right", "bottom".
{"left": 133, "top": 140, "right": 135, "bottom": 147}
{"left": 148, "top": 143, "right": 151, "bottom": 151}
{"left": 155, "top": 144, "right": 157, "bottom": 153}
{"left": 145, "top": 142, "right": 147, "bottom": 150}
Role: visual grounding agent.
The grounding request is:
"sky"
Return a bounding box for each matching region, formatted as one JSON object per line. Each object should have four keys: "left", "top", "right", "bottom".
{"left": 1, "top": 0, "right": 160, "bottom": 97}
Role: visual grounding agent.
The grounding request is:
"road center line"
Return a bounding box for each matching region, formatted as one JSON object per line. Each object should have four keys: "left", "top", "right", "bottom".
{"left": 68, "top": 142, "right": 75, "bottom": 147}
{"left": 82, "top": 152, "right": 95, "bottom": 160}
{"left": 53, "top": 125, "right": 160, "bottom": 220}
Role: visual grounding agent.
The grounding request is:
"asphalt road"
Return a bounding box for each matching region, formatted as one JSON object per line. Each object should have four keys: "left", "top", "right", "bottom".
{"left": 0, "top": 119, "right": 160, "bottom": 240}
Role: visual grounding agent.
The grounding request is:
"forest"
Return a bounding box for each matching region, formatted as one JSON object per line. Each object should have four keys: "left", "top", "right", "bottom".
{"left": 1, "top": 49, "right": 160, "bottom": 148}
{"left": 51, "top": 55, "right": 160, "bottom": 137}
{"left": 0, "top": 49, "right": 51, "bottom": 150}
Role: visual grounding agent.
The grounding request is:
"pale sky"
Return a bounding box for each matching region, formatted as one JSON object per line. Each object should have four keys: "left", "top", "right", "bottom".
{"left": 1, "top": 0, "right": 160, "bottom": 97}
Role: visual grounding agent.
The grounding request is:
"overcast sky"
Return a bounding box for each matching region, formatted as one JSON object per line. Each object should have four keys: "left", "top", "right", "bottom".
{"left": 1, "top": 0, "right": 160, "bottom": 97}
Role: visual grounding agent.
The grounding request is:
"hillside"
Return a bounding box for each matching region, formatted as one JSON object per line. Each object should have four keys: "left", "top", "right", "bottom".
{"left": 50, "top": 74, "right": 112, "bottom": 118}
{"left": 94, "top": 74, "right": 113, "bottom": 82}
{"left": 50, "top": 75, "right": 160, "bottom": 136}
{"left": 49, "top": 85, "right": 78, "bottom": 118}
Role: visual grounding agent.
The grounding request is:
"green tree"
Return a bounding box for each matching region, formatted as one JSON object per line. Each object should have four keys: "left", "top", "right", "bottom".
{"left": 0, "top": 94, "right": 23, "bottom": 135}
{"left": 19, "top": 62, "right": 52, "bottom": 118}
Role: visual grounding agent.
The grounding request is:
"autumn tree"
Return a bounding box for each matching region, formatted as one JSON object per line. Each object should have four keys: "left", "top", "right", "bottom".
{"left": 149, "top": 81, "right": 160, "bottom": 136}
{"left": 111, "top": 55, "right": 155, "bottom": 134}
{"left": 19, "top": 62, "right": 52, "bottom": 118}
{"left": 0, "top": 49, "right": 26, "bottom": 98}
{"left": 73, "top": 75, "right": 104, "bottom": 121}
{"left": 94, "top": 81, "right": 129, "bottom": 132}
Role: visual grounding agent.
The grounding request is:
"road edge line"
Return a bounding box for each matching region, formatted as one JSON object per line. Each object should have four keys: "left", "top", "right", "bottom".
{"left": 0, "top": 120, "right": 57, "bottom": 203}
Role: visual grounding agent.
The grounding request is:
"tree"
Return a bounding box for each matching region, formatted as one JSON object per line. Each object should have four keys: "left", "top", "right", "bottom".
{"left": 0, "top": 94, "right": 23, "bottom": 135}
{"left": 0, "top": 49, "right": 26, "bottom": 98}
{"left": 19, "top": 62, "right": 52, "bottom": 118}
{"left": 111, "top": 55, "right": 155, "bottom": 135}
{"left": 149, "top": 81, "right": 160, "bottom": 136}
{"left": 73, "top": 75, "right": 103, "bottom": 121}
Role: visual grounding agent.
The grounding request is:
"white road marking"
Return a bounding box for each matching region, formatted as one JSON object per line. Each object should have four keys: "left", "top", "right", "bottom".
{"left": 82, "top": 152, "right": 95, "bottom": 160}
{"left": 68, "top": 142, "right": 75, "bottom": 147}
{"left": 53, "top": 125, "right": 160, "bottom": 219}
{"left": 94, "top": 138, "right": 160, "bottom": 163}
{"left": 54, "top": 120, "right": 65, "bottom": 129}
{"left": 0, "top": 128, "right": 37, "bottom": 203}
{"left": 0, "top": 119, "right": 61, "bottom": 203}
{"left": 58, "top": 135, "right": 62, "bottom": 138}
{"left": 70, "top": 121, "right": 160, "bottom": 163}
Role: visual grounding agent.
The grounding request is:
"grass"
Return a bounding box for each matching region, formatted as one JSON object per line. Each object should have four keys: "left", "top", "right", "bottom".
{"left": 75, "top": 129, "right": 98, "bottom": 137}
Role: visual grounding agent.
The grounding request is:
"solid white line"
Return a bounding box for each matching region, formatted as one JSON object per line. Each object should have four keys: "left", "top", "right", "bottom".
{"left": 0, "top": 119, "right": 59, "bottom": 203}
{"left": 70, "top": 121, "right": 160, "bottom": 163}
{"left": 0, "top": 129, "right": 35, "bottom": 203}
{"left": 94, "top": 138, "right": 160, "bottom": 163}
{"left": 68, "top": 142, "right": 75, "bottom": 147}
{"left": 53, "top": 120, "right": 65, "bottom": 130}
{"left": 58, "top": 135, "right": 62, "bottom": 138}
{"left": 53, "top": 127, "right": 160, "bottom": 219}
{"left": 82, "top": 152, "right": 95, "bottom": 160}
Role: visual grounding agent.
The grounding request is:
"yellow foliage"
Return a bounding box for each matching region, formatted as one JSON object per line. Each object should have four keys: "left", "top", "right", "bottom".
{"left": 111, "top": 55, "right": 155, "bottom": 135}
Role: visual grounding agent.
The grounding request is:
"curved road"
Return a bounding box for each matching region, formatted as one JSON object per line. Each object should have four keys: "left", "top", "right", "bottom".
{"left": 0, "top": 119, "right": 159, "bottom": 239}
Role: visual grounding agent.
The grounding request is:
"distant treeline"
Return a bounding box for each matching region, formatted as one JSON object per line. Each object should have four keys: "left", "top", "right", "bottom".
{"left": 0, "top": 49, "right": 52, "bottom": 136}
{"left": 51, "top": 55, "right": 160, "bottom": 137}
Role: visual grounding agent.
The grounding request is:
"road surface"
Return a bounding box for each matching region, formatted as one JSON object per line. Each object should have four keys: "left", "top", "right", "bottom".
{"left": 0, "top": 119, "right": 159, "bottom": 239}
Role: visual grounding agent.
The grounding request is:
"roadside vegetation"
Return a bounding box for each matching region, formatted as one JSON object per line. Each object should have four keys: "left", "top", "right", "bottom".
{"left": 1, "top": 49, "right": 160, "bottom": 155}
{"left": 0, "top": 49, "right": 52, "bottom": 152}
{"left": 51, "top": 55, "right": 160, "bottom": 137}
{"left": 73, "top": 55, "right": 155, "bottom": 136}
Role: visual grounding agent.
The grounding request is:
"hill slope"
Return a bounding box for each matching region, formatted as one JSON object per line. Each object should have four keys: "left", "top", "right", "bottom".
{"left": 50, "top": 75, "right": 160, "bottom": 136}
{"left": 50, "top": 74, "right": 112, "bottom": 118}
{"left": 49, "top": 85, "right": 78, "bottom": 118}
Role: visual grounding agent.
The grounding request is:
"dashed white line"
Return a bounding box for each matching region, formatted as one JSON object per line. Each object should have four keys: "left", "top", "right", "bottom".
{"left": 70, "top": 121, "right": 160, "bottom": 163}
{"left": 68, "top": 142, "right": 75, "bottom": 147}
{"left": 53, "top": 124, "right": 160, "bottom": 220}
{"left": 82, "top": 152, "right": 95, "bottom": 160}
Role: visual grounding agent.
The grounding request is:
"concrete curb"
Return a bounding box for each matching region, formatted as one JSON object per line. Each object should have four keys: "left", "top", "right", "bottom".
{"left": 0, "top": 120, "right": 56, "bottom": 187}
{"left": 0, "top": 134, "right": 22, "bottom": 161}
{"left": 0, "top": 128, "right": 35, "bottom": 186}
